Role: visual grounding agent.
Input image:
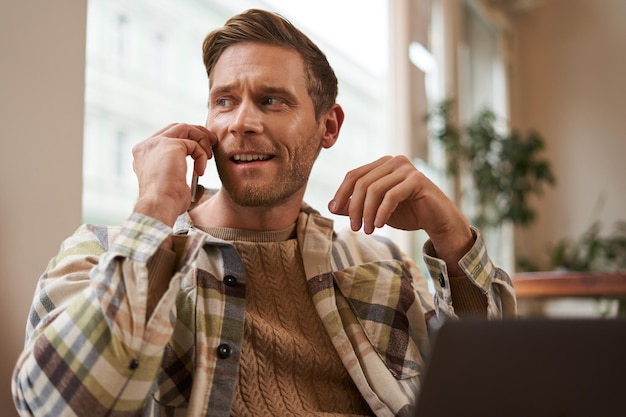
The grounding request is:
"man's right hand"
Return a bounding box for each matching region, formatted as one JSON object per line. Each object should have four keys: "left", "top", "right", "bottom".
{"left": 132, "top": 123, "right": 216, "bottom": 227}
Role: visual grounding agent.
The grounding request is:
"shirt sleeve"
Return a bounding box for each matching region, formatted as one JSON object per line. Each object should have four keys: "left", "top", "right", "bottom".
{"left": 422, "top": 226, "right": 518, "bottom": 319}
{"left": 12, "top": 213, "right": 205, "bottom": 417}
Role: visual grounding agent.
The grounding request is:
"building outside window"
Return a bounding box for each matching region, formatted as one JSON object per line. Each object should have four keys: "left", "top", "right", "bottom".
{"left": 83, "top": 0, "right": 391, "bottom": 237}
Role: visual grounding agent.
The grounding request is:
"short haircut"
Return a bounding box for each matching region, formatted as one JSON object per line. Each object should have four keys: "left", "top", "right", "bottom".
{"left": 202, "top": 9, "right": 338, "bottom": 119}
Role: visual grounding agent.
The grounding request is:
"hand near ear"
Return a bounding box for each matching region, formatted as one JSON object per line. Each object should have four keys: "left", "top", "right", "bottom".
{"left": 132, "top": 123, "right": 217, "bottom": 227}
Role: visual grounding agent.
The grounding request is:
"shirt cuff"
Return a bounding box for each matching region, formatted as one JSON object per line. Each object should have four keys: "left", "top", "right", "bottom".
{"left": 422, "top": 226, "right": 496, "bottom": 302}
{"left": 110, "top": 213, "right": 174, "bottom": 263}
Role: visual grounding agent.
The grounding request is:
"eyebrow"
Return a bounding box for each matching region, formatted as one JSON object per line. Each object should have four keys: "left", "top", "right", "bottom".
{"left": 209, "top": 83, "right": 299, "bottom": 102}
{"left": 208, "top": 84, "right": 233, "bottom": 98}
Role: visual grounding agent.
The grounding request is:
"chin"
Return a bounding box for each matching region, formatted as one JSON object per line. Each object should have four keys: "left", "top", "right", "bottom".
{"left": 225, "top": 183, "right": 303, "bottom": 208}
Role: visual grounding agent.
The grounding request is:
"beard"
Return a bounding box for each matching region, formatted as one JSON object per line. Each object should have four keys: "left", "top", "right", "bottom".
{"left": 214, "top": 138, "right": 321, "bottom": 208}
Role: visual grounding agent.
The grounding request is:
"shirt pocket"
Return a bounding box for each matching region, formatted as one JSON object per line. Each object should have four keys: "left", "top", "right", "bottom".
{"left": 333, "top": 260, "right": 423, "bottom": 379}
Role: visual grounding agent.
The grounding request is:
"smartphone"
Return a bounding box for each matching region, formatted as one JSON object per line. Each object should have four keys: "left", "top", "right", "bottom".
{"left": 191, "top": 111, "right": 209, "bottom": 203}
{"left": 190, "top": 172, "right": 199, "bottom": 202}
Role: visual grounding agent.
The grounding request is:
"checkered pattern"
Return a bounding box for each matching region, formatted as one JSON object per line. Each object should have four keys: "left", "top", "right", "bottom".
{"left": 13, "top": 207, "right": 516, "bottom": 417}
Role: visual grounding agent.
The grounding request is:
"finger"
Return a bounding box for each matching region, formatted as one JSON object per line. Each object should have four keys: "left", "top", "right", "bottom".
{"left": 158, "top": 123, "right": 216, "bottom": 173}
{"left": 185, "top": 125, "right": 218, "bottom": 166}
{"left": 357, "top": 163, "right": 402, "bottom": 233}
{"left": 181, "top": 124, "right": 213, "bottom": 144}
{"left": 361, "top": 174, "right": 401, "bottom": 233}
{"left": 372, "top": 178, "right": 412, "bottom": 229}
{"left": 158, "top": 123, "right": 214, "bottom": 150}
{"left": 160, "top": 123, "right": 209, "bottom": 140}
{"left": 371, "top": 158, "right": 424, "bottom": 228}
{"left": 179, "top": 139, "right": 210, "bottom": 175}
{"left": 330, "top": 156, "right": 391, "bottom": 216}
{"left": 150, "top": 122, "right": 178, "bottom": 137}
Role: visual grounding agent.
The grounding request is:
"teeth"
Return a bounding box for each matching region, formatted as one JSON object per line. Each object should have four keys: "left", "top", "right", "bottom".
{"left": 233, "top": 154, "right": 271, "bottom": 162}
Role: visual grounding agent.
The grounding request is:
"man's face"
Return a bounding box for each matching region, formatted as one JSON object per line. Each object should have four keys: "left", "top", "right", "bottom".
{"left": 207, "top": 42, "right": 326, "bottom": 208}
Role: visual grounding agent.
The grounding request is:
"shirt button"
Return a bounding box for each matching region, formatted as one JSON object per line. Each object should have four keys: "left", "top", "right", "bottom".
{"left": 223, "top": 275, "right": 238, "bottom": 286}
{"left": 217, "top": 343, "right": 232, "bottom": 359}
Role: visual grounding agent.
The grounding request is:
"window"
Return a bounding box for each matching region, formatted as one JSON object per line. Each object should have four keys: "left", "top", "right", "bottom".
{"left": 423, "top": 0, "right": 513, "bottom": 269}
{"left": 114, "top": 14, "right": 129, "bottom": 72}
{"left": 113, "top": 129, "right": 130, "bottom": 179}
{"left": 150, "top": 32, "right": 167, "bottom": 81}
{"left": 83, "top": 0, "right": 392, "bottom": 237}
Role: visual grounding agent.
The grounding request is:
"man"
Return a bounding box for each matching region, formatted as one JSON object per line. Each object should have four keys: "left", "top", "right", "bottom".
{"left": 12, "top": 9, "right": 516, "bottom": 417}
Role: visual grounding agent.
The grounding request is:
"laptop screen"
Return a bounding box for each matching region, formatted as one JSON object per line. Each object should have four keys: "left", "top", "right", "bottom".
{"left": 413, "top": 318, "right": 626, "bottom": 417}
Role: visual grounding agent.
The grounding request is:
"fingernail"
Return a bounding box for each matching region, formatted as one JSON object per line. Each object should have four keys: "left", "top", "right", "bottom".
{"left": 328, "top": 200, "right": 337, "bottom": 213}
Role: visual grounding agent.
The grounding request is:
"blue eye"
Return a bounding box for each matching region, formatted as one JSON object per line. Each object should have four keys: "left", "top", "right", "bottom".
{"left": 263, "top": 97, "right": 282, "bottom": 106}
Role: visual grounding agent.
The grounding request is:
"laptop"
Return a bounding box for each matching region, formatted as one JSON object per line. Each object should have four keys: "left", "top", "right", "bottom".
{"left": 413, "top": 318, "right": 626, "bottom": 417}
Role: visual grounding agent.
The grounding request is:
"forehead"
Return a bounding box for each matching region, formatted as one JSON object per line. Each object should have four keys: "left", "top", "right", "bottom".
{"left": 210, "top": 42, "right": 308, "bottom": 90}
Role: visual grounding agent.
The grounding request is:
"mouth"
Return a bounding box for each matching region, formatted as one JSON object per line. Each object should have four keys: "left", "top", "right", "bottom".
{"left": 231, "top": 154, "right": 274, "bottom": 164}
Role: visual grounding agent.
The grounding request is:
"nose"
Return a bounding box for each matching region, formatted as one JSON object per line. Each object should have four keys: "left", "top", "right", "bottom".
{"left": 229, "top": 98, "right": 263, "bottom": 136}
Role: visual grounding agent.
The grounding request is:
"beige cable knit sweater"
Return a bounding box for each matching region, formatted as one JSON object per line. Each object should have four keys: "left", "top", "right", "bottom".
{"left": 201, "top": 225, "right": 373, "bottom": 416}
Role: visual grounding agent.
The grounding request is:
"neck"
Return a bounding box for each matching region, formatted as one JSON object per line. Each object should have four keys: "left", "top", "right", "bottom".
{"left": 189, "top": 188, "right": 302, "bottom": 231}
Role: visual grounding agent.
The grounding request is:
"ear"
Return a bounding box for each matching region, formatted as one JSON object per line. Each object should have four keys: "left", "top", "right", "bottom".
{"left": 320, "top": 104, "right": 344, "bottom": 149}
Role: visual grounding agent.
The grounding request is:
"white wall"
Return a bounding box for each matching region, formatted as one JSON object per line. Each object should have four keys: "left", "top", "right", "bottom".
{"left": 0, "top": 1, "right": 86, "bottom": 415}
{"left": 510, "top": 0, "right": 626, "bottom": 269}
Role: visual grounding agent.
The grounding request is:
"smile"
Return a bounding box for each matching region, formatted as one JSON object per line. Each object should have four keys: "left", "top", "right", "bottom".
{"left": 232, "top": 154, "right": 274, "bottom": 163}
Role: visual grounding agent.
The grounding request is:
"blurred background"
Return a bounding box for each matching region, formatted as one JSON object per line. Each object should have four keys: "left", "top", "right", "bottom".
{"left": 2, "top": 0, "right": 625, "bottom": 415}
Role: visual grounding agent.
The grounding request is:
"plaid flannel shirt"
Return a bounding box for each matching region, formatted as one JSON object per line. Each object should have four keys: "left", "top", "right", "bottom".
{"left": 12, "top": 204, "right": 516, "bottom": 417}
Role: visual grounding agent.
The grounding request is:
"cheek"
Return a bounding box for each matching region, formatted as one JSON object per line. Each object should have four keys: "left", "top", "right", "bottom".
{"left": 293, "top": 130, "right": 323, "bottom": 161}
{"left": 207, "top": 113, "right": 228, "bottom": 135}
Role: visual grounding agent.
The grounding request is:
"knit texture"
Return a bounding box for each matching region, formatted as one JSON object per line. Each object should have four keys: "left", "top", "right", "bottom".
{"left": 206, "top": 226, "right": 372, "bottom": 416}
{"left": 449, "top": 275, "right": 488, "bottom": 317}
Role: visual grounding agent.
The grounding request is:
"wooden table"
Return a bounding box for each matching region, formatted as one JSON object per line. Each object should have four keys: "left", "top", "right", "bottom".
{"left": 511, "top": 271, "right": 626, "bottom": 317}
{"left": 512, "top": 271, "right": 626, "bottom": 298}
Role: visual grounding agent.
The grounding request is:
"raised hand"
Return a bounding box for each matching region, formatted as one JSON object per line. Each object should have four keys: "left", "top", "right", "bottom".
{"left": 328, "top": 155, "right": 474, "bottom": 269}
{"left": 132, "top": 123, "right": 216, "bottom": 227}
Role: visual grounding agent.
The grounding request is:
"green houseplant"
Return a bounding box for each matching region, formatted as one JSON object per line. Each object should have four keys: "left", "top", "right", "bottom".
{"left": 429, "top": 99, "right": 556, "bottom": 231}
{"left": 428, "top": 100, "right": 626, "bottom": 317}
{"left": 550, "top": 220, "right": 626, "bottom": 273}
